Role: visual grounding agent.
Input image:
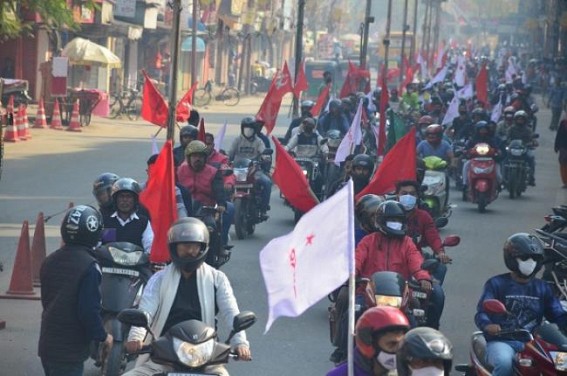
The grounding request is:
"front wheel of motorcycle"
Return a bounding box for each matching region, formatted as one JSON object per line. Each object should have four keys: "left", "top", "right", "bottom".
{"left": 477, "top": 192, "right": 488, "bottom": 213}
{"left": 100, "top": 341, "right": 125, "bottom": 376}
{"left": 234, "top": 198, "right": 247, "bottom": 240}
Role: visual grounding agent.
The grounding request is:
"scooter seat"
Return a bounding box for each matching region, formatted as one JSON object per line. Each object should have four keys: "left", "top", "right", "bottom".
{"left": 472, "top": 333, "right": 494, "bottom": 372}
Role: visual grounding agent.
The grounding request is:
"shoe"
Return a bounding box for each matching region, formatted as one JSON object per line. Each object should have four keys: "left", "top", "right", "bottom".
{"left": 529, "top": 179, "right": 536, "bottom": 187}
{"left": 329, "top": 348, "right": 345, "bottom": 364}
{"left": 259, "top": 213, "right": 269, "bottom": 221}
{"left": 462, "top": 186, "right": 468, "bottom": 201}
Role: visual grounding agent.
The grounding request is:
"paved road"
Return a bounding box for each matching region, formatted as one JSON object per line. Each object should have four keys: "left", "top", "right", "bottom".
{"left": 0, "top": 96, "right": 566, "bottom": 376}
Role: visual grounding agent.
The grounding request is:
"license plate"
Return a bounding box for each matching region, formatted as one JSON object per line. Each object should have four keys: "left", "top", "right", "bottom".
{"left": 236, "top": 184, "right": 253, "bottom": 189}
{"left": 101, "top": 267, "right": 139, "bottom": 277}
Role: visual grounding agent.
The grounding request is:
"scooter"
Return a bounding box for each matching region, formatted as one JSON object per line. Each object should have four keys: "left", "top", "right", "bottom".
{"left": 193, "top": 204, "right": 232, "bottom": 269}
{"left": 90, "top": 242, "right": 151, "bottom": 376}
{"left": 117, "top": 309, "right": 256, "bottom": 375}
{"left": 422, "top": 156, "right": 452, "bottom": 228}
{"left": 456, "top": 299, "right": 567, "bottom": 375}
{"left": 465, "top": 143, "right": 499, "bottom": 213}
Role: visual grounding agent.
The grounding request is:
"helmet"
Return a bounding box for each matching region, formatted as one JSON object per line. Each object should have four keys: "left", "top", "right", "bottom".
{"left": 375, "top": 200, "right": 407, "bottom": 237}
{"left": 418, "top": 115, "right": 434, "bottom": 126}
{"left": 355, "top": 306, "right": 410, "bottom": 358}
{"left": 300, "top": 100, "right": 315, "bottom": 112}
{"left": 61, "top": 205, "right": 103, "bottom": 248}
{"left": 241, "top": 116, "right": 256, "bottom": 128}
{"left": 111, "top": 178, "right": 141, "bottom": 204}
{"left": 329, "top": 99, "right": 342, "bottom": 111}
{"left": 185, "top": 140, "right": 208, "bottom": 157}
{"left": 397, "top": 327, "right": 453, "bottom": 376}
{"left": 356, "top": 194, "right": 386, "bottom": 233}
{"left": 352, "top": 154, "right": 375, "bottom": 172}
{"left": 514, "top": 110, "right": 528, "bottom": 122}
{"left": 474, "top": 121, "right": 490, "bottom": 135}
{"left": 168, "top": 217, "right": 210, "bottom": 273}
{"left": 302, "top": 117, "right": 316, "bottom": 127}
{"left": 471, "top": 108, "right": 485, "bottom": 118}
{"left": 503, "top": 233, "right": 544, "bottom": 278}
{"left": 425, "top": 124, "right": 444, "bottom": 136}
{"left": 504, "top": 106, "right": 515, "bottom": 118}
{"left": 179, "top": 125, "right": 199, "bottom": 141}
{"left": 92, "top": 172, "right": 120, "bottom": 203}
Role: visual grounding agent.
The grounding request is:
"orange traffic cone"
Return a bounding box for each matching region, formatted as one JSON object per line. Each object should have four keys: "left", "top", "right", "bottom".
{"left": 16, "top": 105, "right": 27, "bottom": 141}
{"left": 33, "top": 97, "right": 48, "bottom": 129}
{"left": 31, "top": 212, "right": 46, "bottom": 287}
{"left": 0, "top": 221, "right": 40, "bottom": 300}
{"left": 22, "top": 105, "right": 31, "bottom": 139}
{"left": 50, "top": 98, "right": 63, "bottom": 130}
{"left": 67, "top": 100, "right": 82, "bottom": 132}
{"left": 3, "top": 110, "right": 19, "bottom": 142}
{"left": 6, "top": 95, "right": 14, "bottom": 115}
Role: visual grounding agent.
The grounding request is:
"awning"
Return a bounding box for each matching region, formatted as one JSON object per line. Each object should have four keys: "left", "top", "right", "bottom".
{"left": 181, "top": 36, "right": 206, "bottom": 52}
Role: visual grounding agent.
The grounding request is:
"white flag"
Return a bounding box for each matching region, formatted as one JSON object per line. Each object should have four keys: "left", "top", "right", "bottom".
{"left": 424, "top": 66, "right": 448, "bottom": 89}
{"left": 260, "top": 181, "right": 354, "bottom": 333}
{"left": 151, "top": 135, "right": 159, "bottom": 155}
{"left": 453, "top": 55, "right": 466, "bottom": 87}
{"left": 442, "top": 96, "right": 460, "bottom": 126}
{"left": 491, "top": 99, "right": 504, "bottom": 123}
{"left": 417, "top": 53, "right": 429, "bottom": 81}
{"left": 505, "top": 56, "right": 518, "bottom": 83}
{"left": 215, "top": 121, "right": 228, "bottom": 151}
{"left": 457, "top": 83, "right": 473, "bottom": 99}
{"left": 334, "top": 99, "right": 363, "bottom": 166}
{"left": 435, "top": 45, "right": 445, "bottom": 69}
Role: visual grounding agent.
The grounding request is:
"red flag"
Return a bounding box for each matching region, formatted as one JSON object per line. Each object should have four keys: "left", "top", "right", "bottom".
{"left": 377, "top": 75, "right": 389, "bottom": 156}
{"left": 141, "top": 70, "right": 169, "bottom": 127}
{"left": 271, "top": 136, "right": 319, "bottom": 212}
{"left": 272, "top": 61, "right": 294, "bottom": 100}
{"left": 311, "top": 84, "right": 330, "bottom": 117}
{"left": 356, "top": 131, "right": 416, "bottom": 200}
{"left": 197, "top": 117, "right": 206, "bottom": 142}
{"left": 293, "top": 60, "right": 309, "bottom": 98}
{"left": 176, "top": 81, "right": 198, "bottom": 122}
{"left": 476, "top": 63, "right": 489, "bottom": 107}
{"left": 256, "top": 62, "right": 293, "bottom": 134}
{"left": 139, "top": 140, "right": 177, "bottom": 262}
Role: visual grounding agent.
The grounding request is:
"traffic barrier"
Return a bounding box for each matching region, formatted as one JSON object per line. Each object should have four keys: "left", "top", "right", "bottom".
{"left": 0, "top": 221, "right": 40, "bottom": 300}
{"left": 50, "top": 98, "right": 63, "bottom": 130}
{"left": 31, "top": 212, "right": 46, "bottom": 287}
{"left": 16, "top": 105, "right": 27, "bottom": 141}
{"left": 33, "top": 97, "right": 48, "bottom": 129}
{"left": 67, "top": 100, "right": 82, "bottom": 132}
{"left": 3, "top": 109, "right": 19, "bottom": 142}
{"left": 6, "top": 95, "right": 14, "bottom": 115}
{"left": 22, "top": 105, "right": 31, "bottom": 139}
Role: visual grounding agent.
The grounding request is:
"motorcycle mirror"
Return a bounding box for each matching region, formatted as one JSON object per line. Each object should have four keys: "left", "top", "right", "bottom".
{"left": 262, "top": 148, "right": 274, "bottom": 156}
{"left": 482, "top": 299, "right": 507, "bottom": 315}
{"left": 233, "top": 311, "right": 257, "bottom": 333}
{"left": 118, "top": 309, "right": 150, "bottom": 328}
{"left": 435, "top": 217, "right": 449, "bottom": 229}
{"left": 421, "top": 259, "right": 439, "bottom": 272}
{"left": 442, "top": 235, "right": 461, "bottom": 247}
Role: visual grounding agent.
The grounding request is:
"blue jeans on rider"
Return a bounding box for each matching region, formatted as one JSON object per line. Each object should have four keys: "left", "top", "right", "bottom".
{"left": 423, "top": 252, "right": 448, "bottom": 285}
{"left": 222, "top": 202, "right": 234, "bottom": 244}
{"left": 41, "top": 359, "right": 84, "bottom": 376}
{"left": 486, "top": 340, "right": 524, "bottom": 376}
{"left": 255, "top": 171, "right": 272, "bottom": 213}
{"left": 526, "top": 151, "right": 535, "bottom": 180}
{"left": 426, "top": 282, "right": 445, "bottom": 330}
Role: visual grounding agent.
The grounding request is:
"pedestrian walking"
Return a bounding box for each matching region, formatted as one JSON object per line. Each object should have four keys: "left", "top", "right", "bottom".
{"left": 547, "top": 80, "right": 567, "bottom": 131}
{"left": 554, "top": 113, "right": 567, "bottom": 188}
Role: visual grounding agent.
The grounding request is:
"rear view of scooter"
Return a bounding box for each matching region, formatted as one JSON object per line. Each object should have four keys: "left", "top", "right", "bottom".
{"left": 422, "top": 156, "right": 451, "bottom": 228}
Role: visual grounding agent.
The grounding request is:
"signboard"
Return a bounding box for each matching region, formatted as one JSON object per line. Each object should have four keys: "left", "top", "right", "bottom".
{"left": 115, "top": 0, "right": 137, "bottom": 18}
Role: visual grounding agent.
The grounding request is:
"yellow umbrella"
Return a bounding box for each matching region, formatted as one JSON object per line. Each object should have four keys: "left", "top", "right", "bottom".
{"left": 62, "top": 38, "right": 121, "bottom": 68}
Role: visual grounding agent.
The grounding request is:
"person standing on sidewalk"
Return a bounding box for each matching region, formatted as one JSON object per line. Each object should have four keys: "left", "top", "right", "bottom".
{"left": 554, "top": 113, "right": 567, "bottom": 188}
{"left": 38, "top": 205, "right": 113, "bottom": 376}
{"left": 547, "top": 80, "right": 566, "bottom": 131}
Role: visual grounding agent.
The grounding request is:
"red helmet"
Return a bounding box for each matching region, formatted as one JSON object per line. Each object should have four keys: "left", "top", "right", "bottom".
{"left": 355, "top": 306, "right": 410, "bottom": 358}
{"left": 425, "top": 123, "right": 444, "bottom": 136}
{"left": 418, "top": 115, "right": 434, "bottom": 126}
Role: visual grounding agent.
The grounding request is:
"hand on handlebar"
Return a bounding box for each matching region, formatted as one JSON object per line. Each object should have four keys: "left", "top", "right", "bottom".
{"left": 235, "top": 345, "right": 252, "bottom": 361}
{"left": 420, "top": 280, "right": 433, "bottom": 293}
{"left": 125, "top": 340, "right": 143, "bottom": 354}
{"left": 484, "top": 324, "right": 502, "bottom": 336}
{"left": 437, "top": 252, "right": 452, "bottom": 264}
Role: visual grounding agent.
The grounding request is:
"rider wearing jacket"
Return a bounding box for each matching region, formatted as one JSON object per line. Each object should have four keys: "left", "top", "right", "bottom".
{"left": 318, "top": 99, "right": 350, "bottom": 136}
{"left": 284, "top": 100, "right": 315, "bottom": 143}
{"left": 124, "top": 218, "right": 251, "bottom": 376}
{"left": 507, "top": 110, "right": 537, "bottom": 186}
{"left": 475, "top": 233, "right": 567, "bottom": 376}
{"left": 285, "top": 117, "right": 329, "bottom": 156}
{"left": 462, "top": 121, "right": 504, "bottom": 190}
{"left": 92, "top": 172, "right": 120, "bottom": 217}
{"left": 173, "top": 125, "right": 198, "bottom": 167}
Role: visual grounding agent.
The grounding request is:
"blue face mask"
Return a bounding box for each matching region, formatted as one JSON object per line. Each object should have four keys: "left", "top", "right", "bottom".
{"left": 399, "top": 194, "right": 417, "bottom": 211}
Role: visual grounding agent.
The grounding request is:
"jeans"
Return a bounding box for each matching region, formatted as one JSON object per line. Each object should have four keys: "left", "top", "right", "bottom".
{"left": 423, "top": 252, "right": 448, "bottom": 285}
{"left": 426, "top": 282, "right": 445, "bottom": 329}
{"left": 486, "top": 340, "right": 524, "bottom": 376}
{"left": 525, "top": 150, "right": 535, "bottom": 181}
{"left": 41, "top": 359, "right": 84, "bottom": 376}
{"left": 255, "top": 171, "right": 272, "bottom": 212}
{"left": 551, "top": 106, "right": 563, "bottom": 130}
{"left": 222, "top": 201, "right": 234, "bottom": 244}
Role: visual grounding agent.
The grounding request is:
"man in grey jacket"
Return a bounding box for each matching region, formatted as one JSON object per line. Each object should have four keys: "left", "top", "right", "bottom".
{"left": 124, "top": 218, "right": 251, "bottom": 376}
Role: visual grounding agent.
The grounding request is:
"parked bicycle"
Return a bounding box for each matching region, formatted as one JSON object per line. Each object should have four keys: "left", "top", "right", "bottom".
{"left": 109, "top": 88, "right": 142, "bottom": 120}
{"left": 193, "top": 80, "right": 240, "bottom": 107}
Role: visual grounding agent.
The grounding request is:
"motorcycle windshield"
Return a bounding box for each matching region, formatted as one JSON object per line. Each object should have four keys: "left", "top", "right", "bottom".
{"left": 100, "top": 272, "right": 143, "bottom": 312}
{"left": 295, "top": 145, "right": 319, "bottom": 158}
{"left": 371, "top": 271, "right": 406, "bottom": 297}
{"left": 233, "top": 158, "right": 252, "bottom": 169}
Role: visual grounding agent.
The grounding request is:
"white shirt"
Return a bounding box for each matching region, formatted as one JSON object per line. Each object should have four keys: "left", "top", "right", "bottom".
{"left": 110, "top": 212, "right": 154, "bottom": 254}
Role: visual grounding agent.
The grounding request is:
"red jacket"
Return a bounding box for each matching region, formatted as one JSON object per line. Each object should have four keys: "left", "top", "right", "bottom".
{"left": 405, "top": 208, "right": 443, "bottom": 253}
{"left": 208, "top": 150, "right": 236, "bottom": 187}
{"left": 355, "top": 231, "right": 431, "bottom": 281}
{"left": 177, "top": 162, "right": 218, "bottom": 206}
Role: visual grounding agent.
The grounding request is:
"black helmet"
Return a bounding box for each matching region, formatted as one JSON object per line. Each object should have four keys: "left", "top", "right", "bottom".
{"left": 329, "top": 99, "right": 342, "bottom": 111}
{"left": 61, "top": 205, "right": 103, "bottom": 248}
{"left": 300, "top": 100, "right": 315, "bottom": 112}
{"left": 356, "top": 194, "right": 385, "bottom": 233}
{"left": 514, "top": 110, "right": 528, "bottom": 123}
{"left": 92, "top": 173, "right": 120, "bottom": 207}
{"left": 397, "top": 327, "right": 453, "bottom": 376}
{"left": 503, "top": 233, "right": 544, "bottom": 278}
{"left": 168, "top": 218, "right": 210, "bottom": 273}
{"left": 241, "top": 116, "right": 257, "bottom": 128}
{"left": 352, "top": 154, "right": 375, "bottom": 172}
{"left": 111, "top": 178, "right": 141, "bottom": 204}
{"left": 179, "top": 125, "right": 199, "bottom": 141}
{"left": 375, "top": 200, "right": 407, "bottom": 237}
{"left": 471, "top": 108, "right": 485, "bottom": 120}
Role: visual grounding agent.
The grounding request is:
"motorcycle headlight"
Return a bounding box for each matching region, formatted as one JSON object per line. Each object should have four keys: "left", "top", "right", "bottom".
{"left": 108, "top": 247, "right": 143, "bottom": 266}
{"left": 550, "top": 351, "right": 567, "bottom": 371}
{"left": 375, "top": 295, "right": 403, "bottom": 308}
{"left": 302, "top": 169, "right": 308, "bottom": 176}
{"left": 475, "top": 144, "right": 490, "bottom": 155}
{"left": 473, "top": 165, "right": 494, "bottom": 174}
{"left": 510, "top": 148, "right": 524, "bottom": 157}
{"left": 173, "top": 337, "right": 215, "bottom": 368}
{"left": 234, "top": 168, "right": 248, "bottom": 182}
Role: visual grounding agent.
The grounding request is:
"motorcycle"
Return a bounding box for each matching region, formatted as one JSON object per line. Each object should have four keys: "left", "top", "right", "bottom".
{"left": 232, "top": 150, "right": 272, "bottom": 240}
{"left": 456, "top": 299, "right": 567, "bottom": 376}
{"left": 193, "top": 204, "right": 232, "bottom": 269}
{"left": 287, "top": 144, "right": 324, "bottom": 223}
{"left": 117, "top": 309, "right": 256, "bottom": 375}
{"left": 536, "top": 229, "right": 567, "bottom": 307}
{"left": 422, "top": 156, "right": 452, "bottom": 228}
{"left": 464, "top": 143, "right": 499, "bottom": 213}
{"left": 323, "top": 130, "right": 344, "bottom": 198}
{"left": 0, "top": 78, "right": 32, "bottom": 109}
{"left": 451, "top": 138, "right": 468, "bottom": 191}
{"left": 90, "top": 242, "right": 151, "bottom": 376}
{"left": 503, "top": 135, "right": 538, "bottom": 199}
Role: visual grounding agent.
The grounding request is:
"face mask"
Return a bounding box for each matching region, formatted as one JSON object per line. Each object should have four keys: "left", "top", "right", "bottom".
{"left": 399, "top": 194, "right": 417, "bottom": 211}
{"left": 410, "top": 366, "right": 444, "bottom": 376}
{"left": 376, "top": 351, "right": 397, "bottom": 370}
{"left": 243, "top": 128, "right": 255, "bottom": 138}
{"left": 517, "top": 258, "right": 537, "bottom": 277}
{"left": 386, "top": 221, "right": 403, "bottom": 231}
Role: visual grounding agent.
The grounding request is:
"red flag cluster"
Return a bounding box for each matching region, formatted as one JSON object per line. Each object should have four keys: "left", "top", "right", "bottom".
{"left": 339, "top": 61, "right": 371, "bottom": 98}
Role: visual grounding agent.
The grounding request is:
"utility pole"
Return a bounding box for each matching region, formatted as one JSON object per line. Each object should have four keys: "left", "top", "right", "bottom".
{"left": 359, "top": 0, "right": 374, "bottom": 69}
{"left": 191, "top": 0, "right": 199, "bottom": 87}
{"left": 431, "top": 0, "right": 441, "bottom": 65}
{"left": 167, "top": 0, "right": 182, "bottom": 142}
{"left": 399, "top": 0, "right": 409, "bottom": 89}
{"left": 410, "top": 0, "right": 418, "bottom": 65}
{"left": 383, "top": 0, "right": 393, "bottom": 76}
{"left": 293, "top": 0, "right": 306, "bottom": 117}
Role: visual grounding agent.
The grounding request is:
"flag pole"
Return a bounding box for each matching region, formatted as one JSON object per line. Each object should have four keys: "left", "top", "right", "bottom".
{"left": 347, "top": 179, "right": 355, "bottom": 376}
{"left": 166, "top": 0, "right": 182, "bottom": 142}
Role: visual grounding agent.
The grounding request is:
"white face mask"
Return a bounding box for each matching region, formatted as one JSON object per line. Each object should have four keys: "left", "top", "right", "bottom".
{"left": 376, "top": 351, "right": 397, "bottom": 370}
{"left": 410, "top": 366, "right": 444, "bottom": 376}
{"left": 243, "top": 128, "right": 255, "bottom": 138}
{"left": 399, "top": 194, "right": 417, "bottom": 211}
{"left": 386, "top": 221, "right": 403, "bottom": 231}
{"left": 517, "top": 258, "right": 537, "bottom": 277}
